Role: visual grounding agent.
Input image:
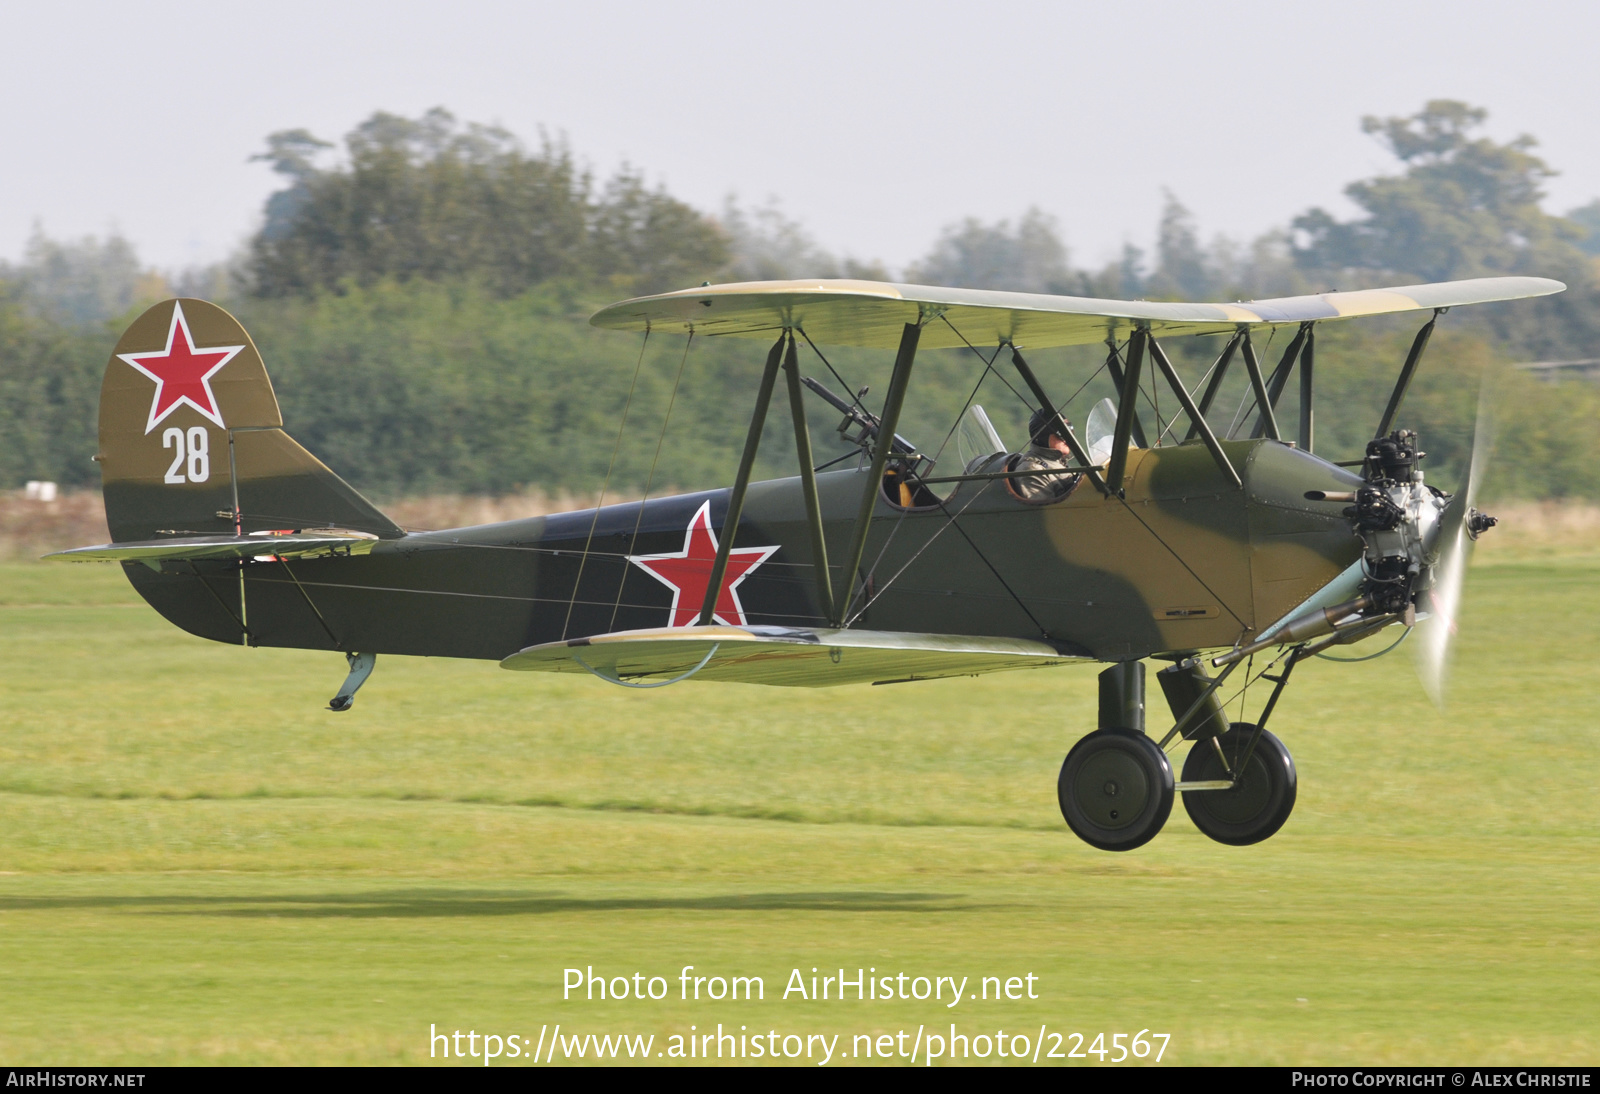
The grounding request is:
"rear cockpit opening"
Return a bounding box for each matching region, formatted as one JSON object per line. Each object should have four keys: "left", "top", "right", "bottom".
{"left": 881, "top": 464, "right": 945, "bottom": 510}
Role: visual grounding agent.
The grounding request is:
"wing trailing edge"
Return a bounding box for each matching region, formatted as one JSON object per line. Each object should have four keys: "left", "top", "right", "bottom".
{"left": 500, "top": 624, "right": 1090, "bottom": 688}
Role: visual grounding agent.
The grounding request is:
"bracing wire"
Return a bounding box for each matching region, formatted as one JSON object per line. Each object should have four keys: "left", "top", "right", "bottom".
{"left": 1154, "top": 343, "right": 1225, "bottom": 445}
{"left": 846, "top": 477, "right": 1049, "bottom": 638}
{"left": 1225, "top": 326, "right": 1278, "bottom": 439}
{"left": 1160, "top": 646, "right": 1294, "bottom": 756}
{"left": 844, "top": 316, "right": 1039, "bottom": 632}
{"left": 791, "top": 326, "right": 924, "bottom": 605}
{"left": 854, "top": 318, "right": 1010, "bottom": 611}
{"left": 849, "top": 480, "right": 999, "bottom": 617}
{"left": 1110, "top": 336, "right": 1169, "bottom": 444}
{"left": 1056, "top": 352, "right": 1112, "bottom": 418}
{"left": 561, "top": 326, "right": 651, "bottom": 639}
{"left": 849, "top": 317, "right": 1115, "bottom": 636}
{"left": 1110, "top": 493, "right": 1249, "bottom": 628}
{"left": 608, "top": 330, "right": 693, "bottom": 631}
{"left": 938, "top": 316, "right": 1030, "bottom": 407}
{"left": 928, "top": 327, "right": 1006, "bottom": 467}
{"left": 796, "top": 328, "right": 872, "bottom": 418}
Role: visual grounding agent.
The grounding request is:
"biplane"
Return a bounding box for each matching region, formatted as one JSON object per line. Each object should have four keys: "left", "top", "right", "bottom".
{"left": 52, "top": 274, "right": 1562, "bottom": 850}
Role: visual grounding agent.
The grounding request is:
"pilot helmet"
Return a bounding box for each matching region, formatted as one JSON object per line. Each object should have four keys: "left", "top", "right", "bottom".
{"left": 1029, "top": 408, "right": 1069, "bottom": 448}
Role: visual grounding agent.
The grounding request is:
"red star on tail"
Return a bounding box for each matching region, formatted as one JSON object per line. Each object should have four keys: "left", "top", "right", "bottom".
{"left": 627, "top": 501, "right": 779, "bottom": 627}
{"left": 117, "top": 301, "right": 245, "bottom": 434}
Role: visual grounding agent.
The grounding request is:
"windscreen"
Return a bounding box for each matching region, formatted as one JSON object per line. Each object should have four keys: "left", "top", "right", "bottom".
{"left": 957, "top": 405, "right": 1007, "bottom": 471}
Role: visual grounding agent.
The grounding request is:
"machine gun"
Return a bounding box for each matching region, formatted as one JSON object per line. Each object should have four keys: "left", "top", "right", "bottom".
{"left": 800, "top": 375, "right": 927, "bottom": 474}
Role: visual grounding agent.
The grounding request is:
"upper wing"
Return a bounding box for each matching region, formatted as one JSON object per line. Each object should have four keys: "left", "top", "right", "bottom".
{"left": 590, "top": 276, "right": 1566, "bottom": 351}
{"left": 500, "top": 624, "right": 1088, "bottom": 688}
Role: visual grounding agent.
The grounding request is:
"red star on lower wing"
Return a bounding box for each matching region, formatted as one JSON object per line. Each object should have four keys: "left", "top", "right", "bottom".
{"left": 627, "top": 500, "right": 779, "bottom": 627}
{"left": 117, "top": 301, "right": 245, "bottom": 434}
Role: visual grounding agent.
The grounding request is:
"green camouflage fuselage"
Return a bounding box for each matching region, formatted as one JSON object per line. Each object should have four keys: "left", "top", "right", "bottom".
{"left": 125, "top": 437, "right": 1363, "bottom": 663}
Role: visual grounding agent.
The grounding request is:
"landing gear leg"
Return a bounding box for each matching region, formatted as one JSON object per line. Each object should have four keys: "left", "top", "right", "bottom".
{"left": 328, "top": 651, "right": 376, "bottom": 712}
{"left": 1058, "top": 663, "right": 1174, "bottom": 851}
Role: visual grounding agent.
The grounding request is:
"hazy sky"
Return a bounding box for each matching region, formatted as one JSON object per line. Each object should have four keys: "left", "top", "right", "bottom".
{"left": 6, "top": 0, "right": 1598, "bottom": 277}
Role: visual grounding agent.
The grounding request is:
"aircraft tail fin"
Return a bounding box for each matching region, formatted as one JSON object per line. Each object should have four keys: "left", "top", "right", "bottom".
{"left": 96, "top": 298, "right": 401, "bottom": 544}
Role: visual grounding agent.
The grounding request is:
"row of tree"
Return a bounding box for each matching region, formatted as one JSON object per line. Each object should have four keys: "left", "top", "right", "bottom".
{"left": 3, "top": 101, "right": 1599, "bottom": 504}
{"left": 13, "top": 102, "right": 1599, "bottom": 321}
{"left": 904, "top": 103, "right": 1600, "bottom": 361}
{"left": 249, "top": 110, "right": 729, "bottom": 299}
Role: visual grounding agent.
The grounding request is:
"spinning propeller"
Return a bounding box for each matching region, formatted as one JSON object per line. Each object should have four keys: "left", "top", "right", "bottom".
{"left": 1410, "top": 379, "right": 1497, "bottom": 707}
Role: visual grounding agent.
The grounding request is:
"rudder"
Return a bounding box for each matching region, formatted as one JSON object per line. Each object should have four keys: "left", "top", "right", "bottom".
{"left": 98, "top": 298, "right": 401, "bottom": 542}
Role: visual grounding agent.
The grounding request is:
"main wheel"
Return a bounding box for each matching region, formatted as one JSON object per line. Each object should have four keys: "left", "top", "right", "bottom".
{"left": 1181, "top": 724, "right": 1297, "bottom": 846}
{"left": 1057, "top": 729, "right": 1174, "bottom": 851}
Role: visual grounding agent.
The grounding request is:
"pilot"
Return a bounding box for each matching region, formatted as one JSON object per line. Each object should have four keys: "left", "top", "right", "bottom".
{"left": 1006, "top": 408, "right": 1082, "bottom": 504}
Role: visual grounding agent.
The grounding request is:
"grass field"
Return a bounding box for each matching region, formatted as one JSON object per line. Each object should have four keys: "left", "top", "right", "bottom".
{"left": 0, "top": 549, "right": 1596, "bottom": 1065}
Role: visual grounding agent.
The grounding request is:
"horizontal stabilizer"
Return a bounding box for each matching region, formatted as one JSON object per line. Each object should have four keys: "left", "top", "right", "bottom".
{"left": 590, "top": 276, "right": 1566, "bottom": 350}
{"left": 46, "top": 532, "right": 379, "bottom": 564}
{"left": 500, "top": 624, "right": 1088, "bottom": 688}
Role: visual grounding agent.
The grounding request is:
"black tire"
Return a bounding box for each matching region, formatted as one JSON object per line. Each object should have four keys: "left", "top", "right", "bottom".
{"left": 1057, "top": 729, "right": 1174, "bottom": 851}
{"left": 1181, "top": 724, "right": 1297, "bottom": 846}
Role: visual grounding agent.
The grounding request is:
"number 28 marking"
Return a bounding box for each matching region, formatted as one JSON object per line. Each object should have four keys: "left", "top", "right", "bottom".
{"left": 162, "top": 426, "right": 211, "bottom": 484}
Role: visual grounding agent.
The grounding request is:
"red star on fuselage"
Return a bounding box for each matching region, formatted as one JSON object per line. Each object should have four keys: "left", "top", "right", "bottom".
{"left": 627, "top": 500, "right": 779, "bottom": 627}
{"left": 117, "top": 301, "right": 245, "bottom": 434}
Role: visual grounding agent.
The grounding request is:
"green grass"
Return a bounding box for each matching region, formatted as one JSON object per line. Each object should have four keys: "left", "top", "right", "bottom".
{"left": 0, "top": 557, "right": 1596, "bottom": 1065}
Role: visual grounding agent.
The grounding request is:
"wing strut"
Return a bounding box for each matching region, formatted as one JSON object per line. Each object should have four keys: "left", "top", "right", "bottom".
{"left": 1105, "top": 329, "right": 1148, "bottom": 496}
{"left": 1007, "top": 347, "right": 1109, "bottom": 496}
{"left": 1299, "top": 326, "right": 1316, "bottom": 453}
{"left": 1375, "top": 314, "right": 1439, "bottom": 439}
{"left": 1185, "top": 332, "right": 1242, "bottom": 442}
{"left": 1236, "top": 331, "right": 1279, "bottom": 441}
{"left": 1146, "top": 338, "right": 1241, "bottom": 489}
{"left": 781, "top": 333, "right": 836, "bottom": 624}
{"left": 1250, "top": 323, "right": 1312, "bottom": 439}
{"left": 835, "top": 322, "right": 920, "bottom": 624}
{"left": 698, "top": 332, "right": 786, "bottom": 625}
{"left": 1103, "top": 340, "right": 1150, "bottom": 449}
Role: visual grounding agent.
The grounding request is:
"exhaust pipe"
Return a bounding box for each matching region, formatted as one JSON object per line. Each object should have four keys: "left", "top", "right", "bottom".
{"left": 1214, "top": 596, "right": 1374, "bottom": 667}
